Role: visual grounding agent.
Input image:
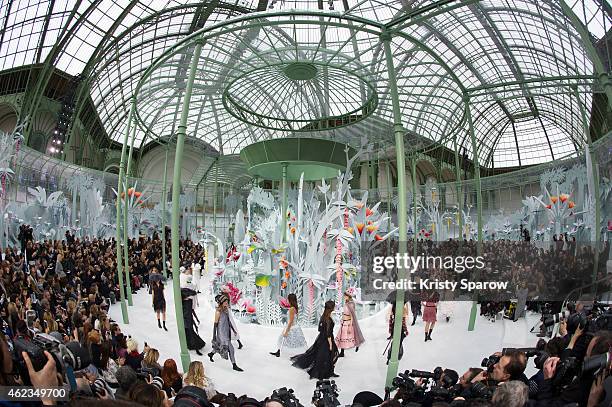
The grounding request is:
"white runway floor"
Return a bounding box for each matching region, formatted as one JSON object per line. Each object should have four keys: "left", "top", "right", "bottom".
{"left": 109, "top": 282, "right": 541, "bottom": 404}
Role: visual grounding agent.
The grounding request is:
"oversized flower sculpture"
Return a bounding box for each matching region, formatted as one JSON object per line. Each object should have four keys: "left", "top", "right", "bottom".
{"left": 535, "top": 186, "right": 576, "bottom": 236}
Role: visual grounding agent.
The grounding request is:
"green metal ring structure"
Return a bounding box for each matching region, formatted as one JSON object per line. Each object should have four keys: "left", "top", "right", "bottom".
{"left": 222, "top": 61, "right": 379, "bottom": 132}
{"left": 131, "top": 10, "right": 467, "bottom": 152}
{"left": 240, "top": 138, "right": 356, "bottom": 181}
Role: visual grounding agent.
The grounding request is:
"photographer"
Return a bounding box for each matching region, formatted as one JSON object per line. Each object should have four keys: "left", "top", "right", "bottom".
{"left": 533, "top": 329, "right": 611, "bottom": 407}
{"left": 460, "top": 350, "right": 527, "bottom": 401}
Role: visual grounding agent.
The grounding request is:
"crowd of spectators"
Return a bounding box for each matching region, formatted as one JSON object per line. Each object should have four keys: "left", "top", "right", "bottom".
{"left": 368, "top": 237, "right": 610, "bottom": 302}
{"left": 0, "top": 225, "right": 607, "bottom": 407}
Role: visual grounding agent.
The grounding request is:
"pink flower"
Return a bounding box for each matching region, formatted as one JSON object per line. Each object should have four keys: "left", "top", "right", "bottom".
{"left": 221, "top": 282, "right": 243, "bottom": 305}
{"left": 279, "top": 297, "right": 290, "bottom": 309}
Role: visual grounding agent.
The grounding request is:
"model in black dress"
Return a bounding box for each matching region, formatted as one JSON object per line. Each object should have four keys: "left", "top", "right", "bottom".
{"left": 291, "top": 300, "right": 338, "bottom": 379}
{"left": 181, "top": 287, "right": 206, "bottom": 355}
{"left": 151, "top": 280, "right": 167, "bottom": 331}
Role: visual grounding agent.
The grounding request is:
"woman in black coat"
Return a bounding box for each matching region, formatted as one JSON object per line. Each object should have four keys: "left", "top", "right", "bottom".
{"left": 150, "top": 279, "right": 167, "bottom": 331}
{"left": 291, "top": 300, "right": 338, "bottom": 379}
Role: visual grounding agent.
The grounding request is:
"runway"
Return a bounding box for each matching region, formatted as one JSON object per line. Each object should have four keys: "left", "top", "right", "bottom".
{"left": 109, "top": 282, "right": 540, "bottom": 404}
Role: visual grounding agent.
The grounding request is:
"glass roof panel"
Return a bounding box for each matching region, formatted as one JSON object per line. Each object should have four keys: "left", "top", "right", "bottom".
{"left": 0, "top": 0, "right": 608, "bottom": 169}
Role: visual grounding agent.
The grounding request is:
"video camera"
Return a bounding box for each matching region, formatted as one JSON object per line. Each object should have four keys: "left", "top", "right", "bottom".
{"left": 503, "top": 347, "right": 580, "bottom": 388}
{"left": 542, "top": 302, "right": 611, "bottom": 334}
{"left": 12, "top": 333, "right": 90, "bottom": 384}
{"left": 312, "top": 380, "right": 339, "bottom": 407}
{"left": 387, "top": 368, "right": 460, "bottom": 405}
{"left": 268, "top": 387, "right": 303, "bottom": 407}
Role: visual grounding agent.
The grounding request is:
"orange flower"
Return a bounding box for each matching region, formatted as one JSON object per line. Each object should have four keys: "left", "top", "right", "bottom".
{"left": 127, "top": 188, "right": 134, "bottom": 196}
{"left": 559, "top": 194, "right": 569, "bottom": 203}
{"left": 568, "top": 201, "right": 575, "bottom": 209}
{"left": 374, "top": 234, "right": 383, "bottom": 241}
{"left": 545, "top": 204, "right": 552, "bottom": 209}
{"left": 356, "top": 223, "right": 365, "bottom": 234}
{"left": 550, "top": 196, "right": 558, "bottom": 204}
{"left": 290, "top": 227, "right": 296, "bottom": 234}
{"left": 134, "top": 191, "right": 142, "bottom": 198}
{"left": 366, "top": 225, "right": 378, "bottom": 234}
{"left": 121, "top": 192, "right": 125, "bottom": 199}
{"left": 281, "top": 282, "right": 287, "bottom": 289}
{"left": 284, "top": 271, "right": 290, "bottom": 279}
{"left": 365, "top": 208, "right": 373, "bottom": 217}
{"left": 345, "top": 226, "right": 354, "bottom": 235}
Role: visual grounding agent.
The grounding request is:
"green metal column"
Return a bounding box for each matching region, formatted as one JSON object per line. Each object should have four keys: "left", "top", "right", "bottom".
{"left": 171, "top": 40, "right": 204, "bottom": 371}
{"left": 453, "top": 135, "right": 463, "bottom": 240}
{"left": 280, "top": 163, "right": 288, "bottom": 244}
{"left": 573, "top": 86, "right": 601, "bottom": 283}
{"left": 411, "top": 156, "right": 418, "bottom": 259}
{"left": 385, "top": 160, "right": 392, "bottom": 237}
{"left": 161, "top": 143, "right": 170, "bottom": 278}
{"left": 382, "top": 32, "right": 409, "bottom": 387}
{"left": 465, "top": 94, "right": 483, "bottom": 332}
{"left": 114, "top": 102, "right": 133, "bottom": 324}
{"left": 213, "top": 178, "right": 218, "bottom": 233}
{"left": 205, "top": 186, "right": 209, "bottom": 231}
{"left": 122, "top": 110, "right": 138, "bottom": 306}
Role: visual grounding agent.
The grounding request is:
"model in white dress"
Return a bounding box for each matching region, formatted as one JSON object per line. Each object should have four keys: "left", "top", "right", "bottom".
{"left": 269, "top": 294, "right": 307, "bottom": 357}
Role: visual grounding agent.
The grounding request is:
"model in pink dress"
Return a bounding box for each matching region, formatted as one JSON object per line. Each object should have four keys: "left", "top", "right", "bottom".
{"left": 335, "top": 292, "right": 365, "bottom": 357}
{"left": 422, "top": 291, "right": 439, "bottom": 342}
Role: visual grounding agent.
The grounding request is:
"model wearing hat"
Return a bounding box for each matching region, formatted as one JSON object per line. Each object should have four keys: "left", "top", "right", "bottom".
{"left": 335, "top": 290, "right": 365, "bottom": 357}
{"left": 207, "top": 293, "right": 243, "bottom": 371}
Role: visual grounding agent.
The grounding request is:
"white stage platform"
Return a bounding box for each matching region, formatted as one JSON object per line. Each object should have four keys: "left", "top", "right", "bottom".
{"left": 109, "top": 282, "right": 540, "bottom": 404}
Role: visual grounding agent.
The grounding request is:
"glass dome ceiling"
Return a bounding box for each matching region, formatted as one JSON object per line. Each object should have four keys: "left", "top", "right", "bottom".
{"left": 0, "top": 0, "right": 609, "bottom": 169}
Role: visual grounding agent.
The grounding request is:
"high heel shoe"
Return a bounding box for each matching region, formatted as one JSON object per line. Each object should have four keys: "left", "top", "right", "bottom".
{"left": 355, "top": 347, "right": 359, "bottom": 352}
{"left": 338, "top": 349, "right": 345, "bottom": 357}
{"left": 162, "top": 321, "right": 168, "bottom": 331}
{"left": 269, "top": 350, "right": 280, "bottom": 357}
{"left": 208, "top": 352, "right": 214, "bottom": 362}
{"left": 237, "top": 340, "right": 243, "bottom": 349}
{"left": 232, "top": 363, "right": 243, "bottom": 372}
{"left": 196, "top": 349, "right": 203, "bottom": 356}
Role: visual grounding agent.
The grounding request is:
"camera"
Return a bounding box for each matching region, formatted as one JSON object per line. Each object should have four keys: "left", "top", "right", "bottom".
{"left": 269, "top": 387, "right": 303, "bottom": 407}
{"left": 542, "top": 310, "right": 571, "bottom": 328}
{"left": 312, "top": 380, "right": 339, "bottom": 407}
{"left": 527, "top": 349, "right": 580, "bottom": 388}
{"left": 583, "top": 351, "right": 611, "bottom": 376}
{"left": 13, "top": 333, "right": 90, "bottom": 381}
{"left": 409, "top": 367, "right": 443, "bottom": 382}
{"left": 388, "top": 369, "right": 457, "bottom": 405}
{"left": 481, "top": 355, "right": 500, "bottom": 372}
